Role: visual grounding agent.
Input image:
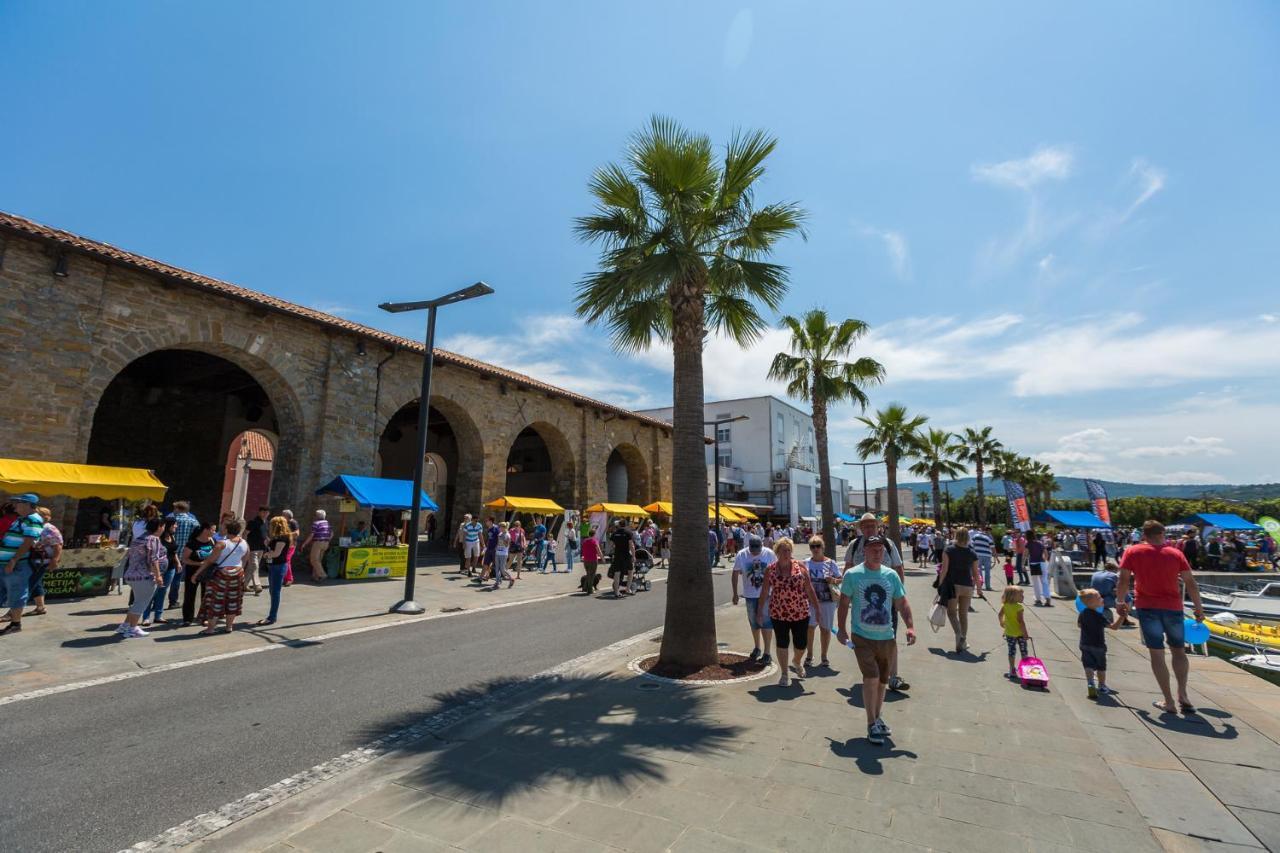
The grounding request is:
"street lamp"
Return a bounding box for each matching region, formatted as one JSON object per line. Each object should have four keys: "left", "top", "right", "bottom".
{"left": 705, "top": 416, "right": 749, "bottom": 548}
{"left": 380, "top": 281, "right": 494, "bottom": 614}
{"left": 842, "top": 459, "right": 885, "bottom": 516}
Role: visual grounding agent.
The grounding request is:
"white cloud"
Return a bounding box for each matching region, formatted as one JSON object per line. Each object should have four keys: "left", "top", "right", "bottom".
{"left": 722, "top": 9, "right": 754, "bottom": 69}
{"left": 1119, "top": 436, "right": 1232, "bottom": 459}
{"left": 1123, "top": 157, "right": 1167, "bottom": 220}
{"left": 858, "top": 225, "right": 911, "bottom": 279}
{"left": 1261, "top": 313, "right": 1278, "bottom": 323}
{"left": 1037, "top": 253, "right": 1054, "bottom": 273}
{"left": 971, "top": 146, "right": 1073, "bottom": 190}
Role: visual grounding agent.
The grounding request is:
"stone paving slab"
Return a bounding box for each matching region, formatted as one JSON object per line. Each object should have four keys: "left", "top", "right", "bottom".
{"left": 181, "top": 573, "right": 1279, "bottom": 853}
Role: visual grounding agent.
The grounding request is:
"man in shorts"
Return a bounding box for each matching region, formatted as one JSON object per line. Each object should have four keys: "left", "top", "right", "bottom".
{"left": 845, "top": 513, "right": 910, "bottom": 692}
{"left": 838, "top": 537, "right": 916, "bottom": 745}
{"left": 1117, "top": 519, "right": 1206, "bottom": 715}
{"left": 732, "top": 535, "right": 776, "bottom": 666}
{"left": 456, "top": 514, "right": 483, "bottom": 574}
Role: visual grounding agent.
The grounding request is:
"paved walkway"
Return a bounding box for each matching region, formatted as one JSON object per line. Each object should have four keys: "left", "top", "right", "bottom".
{"left": 169, "top": 575, "right": 1279, "bottom": 853}
{"left": 0, "top": 556, "right": 659, "bottom": 700}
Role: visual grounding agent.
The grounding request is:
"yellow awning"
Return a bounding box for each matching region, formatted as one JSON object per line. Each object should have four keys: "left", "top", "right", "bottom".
{"left": 584, "top": 502, "right": 650, "bottom": 517}
{"left": 642, "top": 501, "right": 673, "bottom": 516}
{"left": 0, "top": 458, "right": 168, "bottom": 502}
{"left": 725, "top": 506, "right": 758, "bottom": 520}
{"left": 719, "top": 506, "right": 748, "bottom": 522}
{"left": 484, "top": 496, "right": 565, "bottom": 513}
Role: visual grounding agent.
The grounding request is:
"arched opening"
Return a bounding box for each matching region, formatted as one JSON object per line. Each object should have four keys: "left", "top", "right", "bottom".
{"left": 219, "top": 429, "right": 277, "bottom": 520}
{"left": 505, "top": 423, "right": 576, "bottom": 508}
{"left": 83, "top": 349, "right": 289, "bottom": 528}
{"left": 605, "top": 443, "right": 650, "bottom": 505}
{"left": 377, "top": 402, "right": 465, "bottom": 543}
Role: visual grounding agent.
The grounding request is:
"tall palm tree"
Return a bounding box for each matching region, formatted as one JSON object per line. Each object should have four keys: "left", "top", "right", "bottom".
{"left": 907, "top": 428, "right": 967, "bottom": 528}
{"left": 954, "top": 426, "right": 1003, "bottom": 525}
{"left": 855, "top": 404, "right": 928, "bottom": 547}
{"left": 768, "top": 309, "right": 884, "bottom": 551}
{"left": 574, "top": 117, "right": 805, "bottom": 668}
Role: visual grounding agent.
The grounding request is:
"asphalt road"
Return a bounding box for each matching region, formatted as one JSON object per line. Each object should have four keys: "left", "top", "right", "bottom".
{"left": 1, "top": 579, "right": 733, "bottom": 853}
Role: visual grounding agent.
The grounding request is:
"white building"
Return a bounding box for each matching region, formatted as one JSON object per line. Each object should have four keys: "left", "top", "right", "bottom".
{"left": 847, "top": 487, "right": 916, "bottom": 518}
{"left": 636, "top": 396, "right": 848, "bottom": 527}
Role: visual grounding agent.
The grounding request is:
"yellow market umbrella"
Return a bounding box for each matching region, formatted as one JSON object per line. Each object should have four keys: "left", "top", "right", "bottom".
{"left": 484, "top": 496, "right": 565, "bottom": 514}
{"left": 584, "top": 502, "right": 650, "bottom": 517}
{"left": 642, "top": 501, "right": 673, "bottom": 516}
{"left": 0, "top": 458, "right": 167, "bottom": 502}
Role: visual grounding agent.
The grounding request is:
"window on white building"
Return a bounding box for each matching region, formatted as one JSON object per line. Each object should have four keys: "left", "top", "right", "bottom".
{"left": 717, "top": 450, "right": 732, "bottom": 468}
{"left": 716, "top": 425, "right": 731, "bottom": 443}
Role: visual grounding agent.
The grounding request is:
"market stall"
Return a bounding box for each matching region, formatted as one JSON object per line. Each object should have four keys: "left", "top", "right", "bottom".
{"left": 0, "top": 458, "right": 168, "bottom": 598}
{"left": 315, "top": 475, "right": 438, "bottom": 580}
{"left": 484, "top": 496, "right": 567, "bottom": 567}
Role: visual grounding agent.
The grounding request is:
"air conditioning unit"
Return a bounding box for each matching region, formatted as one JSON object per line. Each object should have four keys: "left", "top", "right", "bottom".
{"left": 773, "top": 471, "right": 786, "bottom": 481}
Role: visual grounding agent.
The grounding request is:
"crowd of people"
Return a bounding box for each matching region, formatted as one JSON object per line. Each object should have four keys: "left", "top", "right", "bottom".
{"left": 0, "top": 493, "right": 347, "bottom": 640}
{"left": 726, "top": 510, "right": 1214, "bottom": 745}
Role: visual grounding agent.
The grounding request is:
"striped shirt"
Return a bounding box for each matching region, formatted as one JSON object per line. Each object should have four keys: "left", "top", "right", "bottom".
{"left": 462, "top": 522, "right": 482, "bottom": 544}
{"left": 970, "top": 531, "right": 994, "bottom": 560}
{"left": 0, "top": 513, "right": 43, "bottom": 562}
{"left": 311, "top": 519, "right": 332, "bottom": 541}
{"left": 170, "top": 511, "right": 201, "bottom": 550}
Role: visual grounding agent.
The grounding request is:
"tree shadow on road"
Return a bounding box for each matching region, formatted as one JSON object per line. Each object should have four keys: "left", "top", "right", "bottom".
{"left": 360, "top": 673, "right": 742, "bottom": 808}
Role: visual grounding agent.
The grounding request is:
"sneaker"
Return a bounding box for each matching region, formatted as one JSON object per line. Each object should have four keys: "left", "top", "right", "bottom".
{"left": 887, "top": 675, "right": 909, "bottom": 692}
{"left": 760, "top": 654, "right": 772, "bottom": 667}
{"left": 1098, "top": 685, "right": 1118, "bottom": 696}
{"left": 804, "top": 656, "right": 814, "bottom": 667}
{"left": 875, "top": 717, "right": 892, "bottom": 736}
{"left": 778, "top": 670, "right": 790, "bottom": 687}
{"left": 126, "top": 626, "right": 149, "bottom": 638}
{"left": 115, "top": 623, "right": 130, "bottom": 635}
{"left": 867, "top": 724, "right": 884, "bottom": 746}
{"left": 747, "top": 648, "right": 761, "bottom": 662}
{"left": 1087, "top": 684, "right": 1099, "bottom": 700}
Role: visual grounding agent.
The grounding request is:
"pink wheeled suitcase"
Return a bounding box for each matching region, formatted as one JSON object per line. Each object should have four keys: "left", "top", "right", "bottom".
{"left": 1016, "top": 639, "right": 1050, "bottom": 689}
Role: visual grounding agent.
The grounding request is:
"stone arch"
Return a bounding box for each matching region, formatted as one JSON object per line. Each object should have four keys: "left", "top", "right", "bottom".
{"left": 81, "top": 342, "right": 307, "bottom": 525}
{"left": 504, "top": 420, "right": 577, "bottom": 509}
{"left": 605, "top": 442, "right": 650, "bottom": 505}
{"left": 375, "top": 393, "right": 485, "bottom": 540}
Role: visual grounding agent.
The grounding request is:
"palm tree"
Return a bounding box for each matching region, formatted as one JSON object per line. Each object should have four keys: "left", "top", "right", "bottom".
{"left": 907, "top": 428, "right": 966, "bottom": 528}
{"left": 574, "top": 117, "right": 805, "bottom": 668}
{"left": 768, "top": 309, "right": 884, "bottom": 551}
{"left": 855, "top": 404, "right": 928, "bottom": 547}
{"left": 954, "top": 426, "right": 1003, "bottom": 525}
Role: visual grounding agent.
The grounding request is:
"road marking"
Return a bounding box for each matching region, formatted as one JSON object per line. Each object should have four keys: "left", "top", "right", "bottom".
{"left": 0, "top": 570, "right": 720, "bottom": 707}
{"left": 120, "top": 619, "right": 673, "bottom": 852}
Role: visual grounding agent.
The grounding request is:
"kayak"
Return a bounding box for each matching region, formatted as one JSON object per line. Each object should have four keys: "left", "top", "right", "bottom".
{"left": 1205, "top": 615, "right": 1280, "bottom": 652}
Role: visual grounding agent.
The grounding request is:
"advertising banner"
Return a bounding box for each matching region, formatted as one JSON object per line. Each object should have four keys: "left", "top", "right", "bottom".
{"left": 1083, "top": 479, "right": 1111, "bottom": 525}
{"left": 43, "top": 566, "right": 111, "bottom": 598}
{"left": 343, "top": 546, "right": 409, "bottom": 580}
{"left": 1003, "top": 481, "right": 1031, "bottom": 532}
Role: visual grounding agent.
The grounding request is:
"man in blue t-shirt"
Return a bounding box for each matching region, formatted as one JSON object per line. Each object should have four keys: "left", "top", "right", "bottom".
{"left": 837, "top": 537, "right": 916, "bottom": 746}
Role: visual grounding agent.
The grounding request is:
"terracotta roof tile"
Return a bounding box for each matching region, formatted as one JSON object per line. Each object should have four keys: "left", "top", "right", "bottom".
{"left": 0, "top": 210, "right": 671, "bottom": 431}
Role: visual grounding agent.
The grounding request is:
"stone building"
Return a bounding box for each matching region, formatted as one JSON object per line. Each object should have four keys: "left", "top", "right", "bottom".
{"left": 0, "top": 211, "right": 672, "bottom": 538}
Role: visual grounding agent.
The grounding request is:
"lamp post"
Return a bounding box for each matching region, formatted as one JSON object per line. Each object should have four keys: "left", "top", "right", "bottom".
{"left": 379, "top": 282, "right": 494, "bottom": 614}
{"left": 705, "top": 416, "right": 749, "bottom": 554}
{"left": 842, "top": 459, "right": 885, "bottom": 516}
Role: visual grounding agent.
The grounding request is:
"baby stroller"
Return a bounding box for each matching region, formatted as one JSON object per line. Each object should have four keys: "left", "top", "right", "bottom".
{"left": 628, "top": 548, "right": 654, "bottom": 593}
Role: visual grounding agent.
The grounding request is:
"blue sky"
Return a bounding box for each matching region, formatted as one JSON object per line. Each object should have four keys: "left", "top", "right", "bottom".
{"left": 4, "top": 2, "right": 1278, "bottom": 486}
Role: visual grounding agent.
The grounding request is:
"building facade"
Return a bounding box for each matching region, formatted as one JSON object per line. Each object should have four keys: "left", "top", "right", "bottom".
{"left": 847, "top": 487, "right": 916, "bottom": 518}
{"left": 637, "top": 396, "right": 848, "bottom": 527}
{"left": 0, "top": 211, "right": 672, "bottom": 538}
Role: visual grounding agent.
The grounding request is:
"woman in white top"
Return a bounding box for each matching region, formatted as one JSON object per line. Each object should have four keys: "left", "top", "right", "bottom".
{"left": 202, "top": 517, "right": 250, "bottom": 635}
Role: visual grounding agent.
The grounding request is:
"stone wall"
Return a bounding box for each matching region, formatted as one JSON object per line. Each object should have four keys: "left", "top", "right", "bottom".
{"left": 0, "top": 229, "right": 672, "bottom": 536}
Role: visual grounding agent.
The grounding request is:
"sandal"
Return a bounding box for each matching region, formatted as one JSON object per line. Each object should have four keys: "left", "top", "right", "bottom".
{"left": 26, "top": 608, "right": 47, "bottom": 616}
{"left": 198, "top": 629, "right": 217, "bottom": 636}
{"left": 1179, "top": 701, "right": 1197, "bottom": 714}
{"left": 256, "top": 619, "right": 276, "bottom": 626}
{"left": 1151, "top": 700, "right": 1175, "bottom": 714}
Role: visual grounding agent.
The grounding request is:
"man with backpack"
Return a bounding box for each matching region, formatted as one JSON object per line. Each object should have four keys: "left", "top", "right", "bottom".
{"left": 844, "top": 513, "right": 910, "bottom": 692}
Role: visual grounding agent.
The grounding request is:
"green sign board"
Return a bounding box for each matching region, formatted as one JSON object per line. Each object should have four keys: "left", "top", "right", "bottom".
{"left": 43, "top": 566, "right": 111, "bottom": 598}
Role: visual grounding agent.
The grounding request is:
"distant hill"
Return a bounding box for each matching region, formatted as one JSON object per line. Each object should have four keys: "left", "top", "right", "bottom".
{"left": 898, "top": 476, "right": 1280, "bottom": 502}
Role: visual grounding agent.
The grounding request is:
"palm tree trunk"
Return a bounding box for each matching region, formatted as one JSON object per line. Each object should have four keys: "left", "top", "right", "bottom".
{"left": 886, "top": 451, "right": 901, "bottom": 547}
{"left": 931, "top": 475, "right": 942, "bottom": 529}
{"left": 658, "top": 281, "right": 718, "bottom": 668}
{"left": 975, "top": 458, "right": 986, "bottom": 525}
{"left": 812, "top": 393, "right": 837, "bottom": 552}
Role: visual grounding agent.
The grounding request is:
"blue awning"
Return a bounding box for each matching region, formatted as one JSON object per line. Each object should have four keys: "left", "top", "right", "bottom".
{"left": 1033, "top": 510, "right": 1111, "bottom": 529}
{"left": 1174, "top": 513, "right": 1262, "bottom": 531}
{"left": 315, "top": 475, "right": 438, "bottom": 511}
{"left": 834, "top": 513, "right": 856, "bottom": 522}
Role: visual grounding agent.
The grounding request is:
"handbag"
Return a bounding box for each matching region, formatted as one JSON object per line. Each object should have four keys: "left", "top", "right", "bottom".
{"left": 928, "top": 598, "right": 947, "bottom": 632}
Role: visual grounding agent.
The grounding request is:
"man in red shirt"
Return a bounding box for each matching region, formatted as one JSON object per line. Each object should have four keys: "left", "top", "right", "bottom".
{"left": 1117, "top": 520, "right": 1206, "bottom": 715}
